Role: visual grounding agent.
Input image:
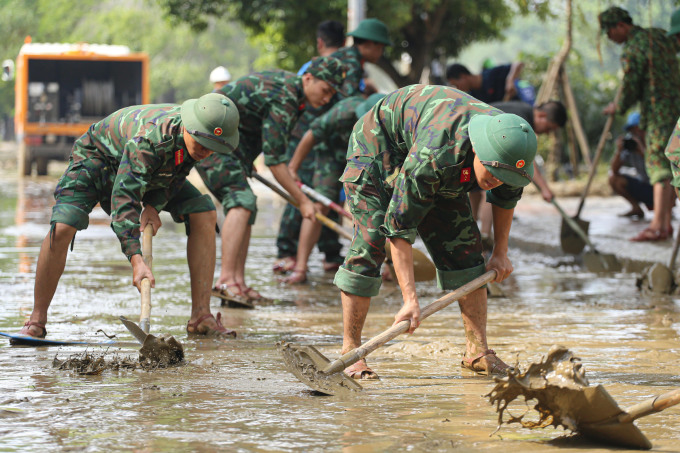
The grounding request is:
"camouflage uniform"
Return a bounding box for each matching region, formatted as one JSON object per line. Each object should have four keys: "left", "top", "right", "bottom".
{"left": 276, "top": 46, "right": 365, "bottom": 259}
{"left": 52, "top": 104, "right": 215, "bottom": 259}
{"left": 334, "top": 85, "right": 523, "bottom": 297}
{"left": 615, "top": 26, "right": 680, "bottom": 184}
{"left": 664, "top": 117, "right": 680, "bottom": 188}
{"left": 196, "top": 70, "right": 306, "bottom": 224}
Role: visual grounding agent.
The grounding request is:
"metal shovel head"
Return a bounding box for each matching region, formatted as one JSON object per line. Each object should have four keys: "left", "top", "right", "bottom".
{"left": 277, "top": 340, "right": 363, "bottom": 396}
{"left": 582, "top": 252, "right": 622, "bottom": 273}
{"left": 561, "top": 216, "right": 589, "bottom": 255}
{"left": 139, "top": 333, "right": 184, "bottom": 368}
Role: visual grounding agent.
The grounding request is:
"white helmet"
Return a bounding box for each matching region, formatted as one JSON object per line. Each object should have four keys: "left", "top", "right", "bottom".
{"left": 209, "top": 66, "right": 231, "bottom": 84}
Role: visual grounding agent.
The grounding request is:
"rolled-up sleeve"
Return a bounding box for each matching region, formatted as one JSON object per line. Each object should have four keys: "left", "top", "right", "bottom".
{"left": 486, "top": 184, "right": 523, "bottom": 209}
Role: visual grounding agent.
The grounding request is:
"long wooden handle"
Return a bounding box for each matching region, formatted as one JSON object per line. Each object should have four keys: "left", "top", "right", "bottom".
{"left": 253, "top": 173, "right": 353, "bottom": 240}
{"left": 619, "top": 389, "right": 680, "bottom": 424}
{"left": 140, "top": 224, "right": 153, "bottom": 333}
{"left": 669, "top": 230, "right": 680, "bottom": 271}
{"left": 576, "top": 85, "right": 622, "bottom": 217}
{"left": 322, "top": 270, "right": 497, "bottom": 375}
{"left": 297, "top": 181, "right": 353, "bottom": 219}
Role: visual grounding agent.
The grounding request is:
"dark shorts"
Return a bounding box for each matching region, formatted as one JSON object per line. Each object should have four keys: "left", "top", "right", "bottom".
{"left": 51, "top": 158, "right": 215, "bottom": 233}
{"left": 623, "top": 175, "right": 654, "bottom": 208}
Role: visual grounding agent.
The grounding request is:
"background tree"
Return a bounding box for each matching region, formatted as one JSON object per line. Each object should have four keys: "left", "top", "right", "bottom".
{"left": 158, "top": 0, "right": 553, "bottom": 86}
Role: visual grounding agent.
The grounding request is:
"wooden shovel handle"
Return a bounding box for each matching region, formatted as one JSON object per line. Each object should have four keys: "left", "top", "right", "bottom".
{"left": 576, "top": 85, "right": 622, "bottom": 217}
{"left": 322, "top": 270, "right": 497, "bottom": 375}
{"left": 297, "top": 181, "right": 353, "bottom": 219}
{"left": 619, "top": 389, "right": 680, "bottom": 424}
{"left": 140, "top": 224, "right": 153, "bottom": 333}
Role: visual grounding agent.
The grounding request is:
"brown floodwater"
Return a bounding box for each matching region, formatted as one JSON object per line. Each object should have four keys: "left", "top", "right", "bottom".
{"left": 1, "top": 161, "right": 679, "bottom": 452}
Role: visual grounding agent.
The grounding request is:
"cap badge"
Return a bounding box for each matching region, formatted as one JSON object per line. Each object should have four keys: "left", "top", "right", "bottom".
{"left": 214, "top": 127, "right": 223, "bottom": 136}
{"left": 516, "top": 159, "right": 525, "bottom": 169}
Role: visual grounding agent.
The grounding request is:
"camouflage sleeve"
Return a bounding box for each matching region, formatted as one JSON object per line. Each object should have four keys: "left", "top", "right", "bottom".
{"left": 664, "top": 117, "right": 680, "bottom": 188}
{"left": 486, "top": 184, "right": 523, "bottom": 209}
{"left": 309, "top": 107, "right": 355, "bottom": 144}
{"left": 110, "top": 138, "right": 163, "bottom": 258}
{"left": 262, "top": 99, "right": 298, "bottom": 167}
{"left": 618, "top": 40, "right": 645, "bottom": 113}
{"left": 341, "top": 65, "right": 363, "bottom": 98}
{"left": 381, "top": 151, "right": 440, "bottom": 244}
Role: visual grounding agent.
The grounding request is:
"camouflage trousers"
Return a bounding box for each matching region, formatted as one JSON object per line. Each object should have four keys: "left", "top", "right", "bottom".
{"left": 645, "top": 119, "right": 676, "bottom": 184}
{"left": 51, "top": 157, "right": 215, "bottom": 255}
{"left": 276, "top": 164, "right": 343, "bottom": 261}
{"left": 333, "top": 164, "right": 486, "bottom": 297}
{"left": 195, "top": 151, "right": 257, "bottom": 225}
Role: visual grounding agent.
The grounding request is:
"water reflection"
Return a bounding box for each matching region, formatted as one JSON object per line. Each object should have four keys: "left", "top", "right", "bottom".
{"left": 0, "top": 167, "right": 679, "bottom": 452}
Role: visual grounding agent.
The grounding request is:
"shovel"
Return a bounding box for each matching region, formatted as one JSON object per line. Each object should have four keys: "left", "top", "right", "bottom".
{"left": 253, "top": 173, "right": 437, "bottom": 282}
{"left": 561, "top": 86, "right": 622, "bottom": 255}
{"left": 277, "top": 270, "right": 497, "bottom": 395}
{"left": 119, "top": 224, "right": 184, "bottom": 367}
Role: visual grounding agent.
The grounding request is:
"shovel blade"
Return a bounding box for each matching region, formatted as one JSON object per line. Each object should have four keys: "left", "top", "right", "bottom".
{"left": 120, "top": 316, "right": 148, "bottom": 344}
{"left": 277, "top": 341, "right": 363, "bottom": 396}
{"left": 561, "top": 217, "right": 589, "bottom": 255}
{"left": 583, "top": 252, "right": 622, "bottom": 273}
{"left": 579, "top": 421, "right": 652, "bottom": 450}
{"left": 139, "top": 333, "right": 184, "bottom": 368}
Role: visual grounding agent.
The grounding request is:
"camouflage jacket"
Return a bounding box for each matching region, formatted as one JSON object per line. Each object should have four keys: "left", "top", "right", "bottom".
{"left": 618, "top": 26, "right": 680, "bottom": 128}
{"left": 71, "top": 104, "right": 196, "bottom": 258}
{"left": 218, "top": 70, "right": 305, "bottom": 168}
{"left": 332, "top": 46, "right": 364, "bottom": 98}
{"left": 342, "top": 84, "right": 523, "bottom": 244}
{"left": 309, "top": 95, "right": 364, "bottom": 161}
{"left": 665, "top": 117, "right": 680, "bottom": 188}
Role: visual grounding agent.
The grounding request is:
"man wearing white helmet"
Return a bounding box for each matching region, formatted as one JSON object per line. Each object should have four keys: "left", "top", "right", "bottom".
{"left": 210, "top": 66, "right": 232, "bottom": 90}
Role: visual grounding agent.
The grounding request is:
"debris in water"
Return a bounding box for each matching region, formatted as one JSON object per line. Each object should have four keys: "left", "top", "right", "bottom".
{"left": 53, "top": 351, "right": 138, "bottom": 375}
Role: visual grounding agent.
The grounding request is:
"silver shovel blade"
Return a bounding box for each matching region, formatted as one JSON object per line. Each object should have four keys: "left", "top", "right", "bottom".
{"left": 119, "top": 316, "right": 148, "bottom": 344}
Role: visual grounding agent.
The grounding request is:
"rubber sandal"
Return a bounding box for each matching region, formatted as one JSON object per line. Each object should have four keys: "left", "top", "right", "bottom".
{"left": 282, "top": 268, "right": 307, "bottom": 284}
{"left": 322, "top": 259, "right": 342, "bottom": 272}
{"left": 186, "top": 312, "right": 236, "bottom": 338}
{"left": 344, "top": 359, "right": 380, "bottom": 380}
{"left": 211, "top": 283, "right": 255, "bottom": 309}
{"left": 9, "top": 321, "right": 47, "bottom": 345}
{"left": 630, "top": 227, "right": 669, "bottom": 242}
{"left": 272, "top": 257, "right": 296, "bottom": 274}
{"left": 461, "top": 349, "right": 512, "bottom": 377}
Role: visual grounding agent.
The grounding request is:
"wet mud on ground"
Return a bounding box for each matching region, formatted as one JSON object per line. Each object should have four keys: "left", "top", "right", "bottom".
{"left": 1, "top": 159, "right": 679, "bottom": 451}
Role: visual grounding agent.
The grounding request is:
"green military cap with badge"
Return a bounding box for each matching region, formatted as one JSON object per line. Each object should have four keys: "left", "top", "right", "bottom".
{"left": 348, "top": 18, "right": 392, "bottom": 46}
{"left": 598, "top": 6, "right": 632, "bottom": 33}
{"left": 304, "top": 55, "right": 348, "bottom": 96}
{"left": 469, "top": 113, "right": 538, "bottom": 188}
{"left": 181, "top": 93, "right": 239, "bottom": 154}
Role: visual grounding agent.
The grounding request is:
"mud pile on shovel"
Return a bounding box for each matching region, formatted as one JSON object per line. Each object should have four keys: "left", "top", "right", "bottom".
{"left": 486, "top": 345, "right": 591, "bottom": 431}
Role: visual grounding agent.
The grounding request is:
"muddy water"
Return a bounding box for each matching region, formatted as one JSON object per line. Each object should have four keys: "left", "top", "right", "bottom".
{"left": 1, "top": 162, "right": 679, "bottom": 452}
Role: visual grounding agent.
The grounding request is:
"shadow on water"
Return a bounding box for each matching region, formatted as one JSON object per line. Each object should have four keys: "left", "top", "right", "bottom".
{"left": 0, "top": 166, "right": 679, "bottom": 452}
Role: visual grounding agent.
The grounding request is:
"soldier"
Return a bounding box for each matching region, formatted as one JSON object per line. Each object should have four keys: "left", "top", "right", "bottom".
{"left": 599, "top": 6, "right": 680, "bottom": 241}
{"left": 446, "top": 62, "right": 525, "bottom": 104}
{"left": 669, "top": 9, "right": 680, "bottom": 49}
{"left": 273, "top": 18, "right": 391, "bottom": 275}
{"left": 335, "top": 85, "right": 537, "bottom": 379}
{"left": 209, "top": 66, "right": 232, "bottom": 91}
{"left": 12, "top": 93, "right": 240, "bottom": 343}
{"left": 664, "top": 117, "right": 680, "bottom": 197}
{"left": 199, "top": 56, "right": 347, "bottom": 306}
{"left": 283, "top": 93, "right": 385, "bottom": 284}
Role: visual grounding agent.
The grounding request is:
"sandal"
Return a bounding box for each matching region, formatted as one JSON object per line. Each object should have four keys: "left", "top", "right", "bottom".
{"left": 186, "top": 312, "right": 236, "bottom": 338}
{"left": 9, "top": 321, "right": 47, "bottom": 345}
{"left": 344, "top": 359, "right": 380, "bottom": 380}
{"left": 630, "top": 227, "right": 669, "bottom": 242}
{"left": 461, "top": 349, "right": 512, "bottom": 377}
{"left": 211, "top": 283, "right": 255, "bottom": 309}
{"left": 272, "top": 257, "right": 296, "bottom": 274}
{"left": 282, "top": 268, "right": 307, "bottom": 284}
{"left": 322, "top": 259, "right": 342, "bottom": 272}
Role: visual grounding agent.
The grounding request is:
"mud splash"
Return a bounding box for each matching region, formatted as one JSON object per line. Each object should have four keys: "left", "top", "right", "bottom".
{"left": 139, "top": 333, "right": 184, "bottom": 368}
{"left": 486, "top": 345, "right": 590, "bottom": 431}
{"left": 52, "top": 351, "right": 138, "bottom": 375}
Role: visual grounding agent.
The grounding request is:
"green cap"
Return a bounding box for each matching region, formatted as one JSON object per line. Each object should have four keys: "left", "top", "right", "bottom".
{"left": 598, "top": 6, "right": 632, "bottom": 33}
{"left": 668, "top": 9, "right": 680, "bottom": 37}
{"left": 469, "top": 113, "right": 537, "bottom": 187}
{"left": 348, "top": 18, "right": 392, "bottom": 46}
{"left": 354, "top": 93, "right": 385, "bottom": 118}
{"left": 181, "top": 93, "right": 239, "bottom": 154}
{"left": 305, "top": 56, "right": 348, "bottom": 96}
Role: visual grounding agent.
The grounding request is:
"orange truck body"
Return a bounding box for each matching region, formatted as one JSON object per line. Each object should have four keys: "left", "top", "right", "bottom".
{"left": 14, "top": 42, "right": 149, "bottom": 175}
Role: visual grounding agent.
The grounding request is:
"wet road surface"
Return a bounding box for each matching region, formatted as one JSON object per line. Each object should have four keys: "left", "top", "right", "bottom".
{"left": 1, "top": 160, "right": 679, "bottom": 452}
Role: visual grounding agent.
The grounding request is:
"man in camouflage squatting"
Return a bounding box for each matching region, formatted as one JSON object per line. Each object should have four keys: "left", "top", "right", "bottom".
{"left": 335, "top": 85, "right": 537, "bottom": 379}
{"left": 283, "top": 93, "right": 385, "bottom": 284}
{"left": 600, "top": 6, "right": 680, "bottom": 241}
{"left": 274, "top": 18, "right": 391, "bottom": 275}
{"left": 12, "top": 93, "right": 240, "bottom": 342}
{"left": 197, "top": 56, "right": 347, "bottom": 305}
